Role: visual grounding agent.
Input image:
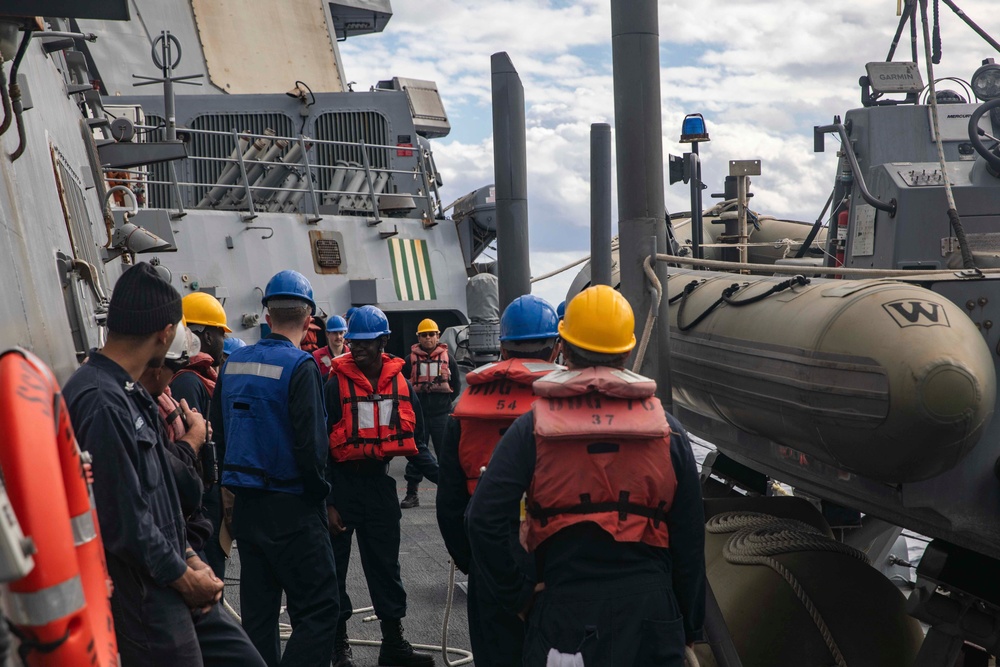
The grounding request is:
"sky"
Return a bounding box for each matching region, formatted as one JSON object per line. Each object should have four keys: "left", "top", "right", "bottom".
{"left": 338, "top": 0, "right": 999, "bottom": 307}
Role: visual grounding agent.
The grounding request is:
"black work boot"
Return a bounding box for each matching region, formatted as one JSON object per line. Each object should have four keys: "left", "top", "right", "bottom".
{"left": 399, "top": 490, "right": 419, "bottom": 509}
{"left": 378, "top": 618, "right": 434, "bottom": 666}
{"left": 332, "top": 619, "right": 355, "bottom": 667}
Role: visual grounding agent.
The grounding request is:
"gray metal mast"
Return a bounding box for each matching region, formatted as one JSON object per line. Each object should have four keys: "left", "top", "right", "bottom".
{"left": 491, "top": 52, "right": 531, "bottom": 312}
{"left": 590, "top": 122, "right": 613, "bottom": 287}
{"left": 610, "top": 0, "right": 672, "bottom": 404}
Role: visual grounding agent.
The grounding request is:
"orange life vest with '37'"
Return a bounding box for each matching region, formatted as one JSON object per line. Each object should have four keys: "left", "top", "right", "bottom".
{"left": 451, "top": 359, "right": 562, "bottom": 494}
{"left": 521, "top": 366, "right": 677, "bottom": 553}
{"left": 328, "top": 353, "right": 419, "bottom": 462}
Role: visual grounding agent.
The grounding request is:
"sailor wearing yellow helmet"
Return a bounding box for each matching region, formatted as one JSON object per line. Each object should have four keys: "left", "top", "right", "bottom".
{"left": 400, "top": 317, "right": 459, "bottom": 509}
{"left": 171, "top": 290, "right": 233, "bottom": 581}
{"left": 466, "top": 285, "right": 706, "bottom": 666}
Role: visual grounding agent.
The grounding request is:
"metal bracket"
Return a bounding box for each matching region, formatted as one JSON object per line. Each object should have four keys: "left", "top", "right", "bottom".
{"left": 378, "top": 225, "right": 399, "bottom": 240}
{"left": 940, "top": 237, "right": 960, "bottom": 256}
{"left": 728, "top": 159, "right": 761, "bottom": 177}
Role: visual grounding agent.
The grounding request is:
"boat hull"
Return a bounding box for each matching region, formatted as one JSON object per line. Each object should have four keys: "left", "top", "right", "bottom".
{"left": 667, "top": 270, "right": 996, "bottom": 483}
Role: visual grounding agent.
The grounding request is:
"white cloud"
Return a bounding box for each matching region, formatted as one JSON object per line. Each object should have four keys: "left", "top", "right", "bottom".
{"left": 342, "top": 0, "right": 999, "bottom": 260}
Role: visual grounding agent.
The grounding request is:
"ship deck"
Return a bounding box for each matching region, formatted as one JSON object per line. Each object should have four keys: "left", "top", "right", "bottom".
{"left": 226, "top": 458, "right": 473, "bottom": 666}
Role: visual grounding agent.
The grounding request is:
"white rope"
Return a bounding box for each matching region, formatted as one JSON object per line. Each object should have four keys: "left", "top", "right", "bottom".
{"left": 530, "top": 254, "right": 591, "bottom": 283}
{"left": 632, "top": 255, "right": 662, "bottom": 373}
{"left": 440, "top": 561, "right": 474, "bottom": 666}
{"left": 919, "top": 0, "right": 959, "bottom": 213}
{"left": 655, "top": 253, "right": 991, "bottom": 277}
{"left": 222, "top": 589, "right": 474, "bottom": 663}
{"left": 688, "top": 240, "right": 798, "bottom": 249}
{"left": 529, "top": 241, "right": 620, "bottom": 284}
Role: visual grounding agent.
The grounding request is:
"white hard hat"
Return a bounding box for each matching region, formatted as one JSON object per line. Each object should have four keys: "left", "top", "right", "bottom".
{"left": 166, "top": 321, "right": 201, "bottom": 365}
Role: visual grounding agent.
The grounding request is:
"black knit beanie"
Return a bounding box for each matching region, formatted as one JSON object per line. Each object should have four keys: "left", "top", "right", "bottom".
{"left": 107, "top": 262, "right": 183, "bottom": 335}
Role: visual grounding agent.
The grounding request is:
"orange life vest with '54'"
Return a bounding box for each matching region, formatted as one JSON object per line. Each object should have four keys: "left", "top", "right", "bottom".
{"left": 521, "top": 366, "right": 677, "bottom": 553}
{"left": 451, "top": 359, "right": 562, "bottom": 494}
{"left": 328, "top": 353, "right": 419, "bottom": 462}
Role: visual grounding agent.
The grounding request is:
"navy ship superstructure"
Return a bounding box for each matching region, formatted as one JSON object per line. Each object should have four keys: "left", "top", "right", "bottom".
{"left": 5, "top": 0, "right": 492, "bottom": 370}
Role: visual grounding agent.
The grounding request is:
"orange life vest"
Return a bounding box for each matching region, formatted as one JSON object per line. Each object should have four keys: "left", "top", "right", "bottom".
{"left": 328, "top": 353, "right": 419, "bottom": 462}
{"left": 451, "top": 359, "right": 562, "bottom": 494}
{"left": 0, "top": 348, "right": 118, "bottom": 666}
{"left": 521, "top": 366, "right": 677, "bottom": 553}
{"left": 312, "top": 344, "right": 349, "bottom": 381}
{"left": 172, "top": 352, "right": 218, "bottom": 396}
{"left": 409, "top": 343, "right": 452, "bottom": 393}
{"left": 300, "top": 321, "right": 322, "bottom": 354}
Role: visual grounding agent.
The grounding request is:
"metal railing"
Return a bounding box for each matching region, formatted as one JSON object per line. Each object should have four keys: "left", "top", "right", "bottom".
{"left": 104, "top": 125, "right": 444, "bottom": 224}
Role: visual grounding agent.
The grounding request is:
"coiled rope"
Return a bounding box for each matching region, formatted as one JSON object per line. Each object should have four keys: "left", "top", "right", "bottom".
{"left": 706, "top": 512, "right": 871, "bottom": 667}
{"left": 221, "top": 547, "right": 474, "bottom": 665}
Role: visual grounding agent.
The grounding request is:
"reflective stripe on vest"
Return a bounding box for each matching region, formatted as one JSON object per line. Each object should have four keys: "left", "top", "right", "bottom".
{"left": 5, "top": 575, "right": 86, "bottom": 627}
{"left": 225, "top": 361, "right": 284, "bottom": 380}
{"left": 355, "top": 396, "right": 396, "bottom": 429}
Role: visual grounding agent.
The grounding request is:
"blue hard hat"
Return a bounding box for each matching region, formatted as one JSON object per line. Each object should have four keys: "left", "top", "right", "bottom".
{"left": 326, "top": 315, "right": 348, "bottom": 333}
{"left": 262, "top": 270, "right": 316, "bottom": 315}
{"left": 223, "top": 337, "right": 247, "bottom": 356}
{"left": 345, "top": 305, "right": 391, "bottom": 340}
{"left": 345, "top": 306, "right": 359, "bottom": 322}
{"left": 556, "top": 300, "right": 567, "bottom": 320}
{"left": 500, "top": 295, "right": 560, "bottom": 342}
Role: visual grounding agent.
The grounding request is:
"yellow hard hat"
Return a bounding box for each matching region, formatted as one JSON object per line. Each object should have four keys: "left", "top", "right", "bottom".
{"left": 182, "top": 292, "right": 232, "bottom": 333}
{"left": 558, "top": 285, "right": 635, "bottom": 354}
{"left": 416, "top": 318, "right": 440, "bottom": 334}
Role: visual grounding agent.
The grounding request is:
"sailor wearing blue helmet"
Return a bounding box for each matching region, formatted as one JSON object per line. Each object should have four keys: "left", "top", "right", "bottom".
{"left": 211, "top": 269, "right": 339, "bottom": 666}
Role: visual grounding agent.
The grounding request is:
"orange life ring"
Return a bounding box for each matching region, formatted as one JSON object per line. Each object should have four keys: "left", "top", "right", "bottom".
{"left": 0, "top": 348, "right": 118, "bottom": 666}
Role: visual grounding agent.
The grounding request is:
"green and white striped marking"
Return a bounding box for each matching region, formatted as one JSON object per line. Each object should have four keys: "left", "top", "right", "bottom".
{"left": 388, "top": 238, "right": 437, "bottom": 301}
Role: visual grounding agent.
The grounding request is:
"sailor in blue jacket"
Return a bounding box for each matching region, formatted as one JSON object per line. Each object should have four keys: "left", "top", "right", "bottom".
{"left": 211, "top": 270, "right": 338, "bottom": 667}
{"left": 64, "top": 263, "right": 225, "bottom": 666}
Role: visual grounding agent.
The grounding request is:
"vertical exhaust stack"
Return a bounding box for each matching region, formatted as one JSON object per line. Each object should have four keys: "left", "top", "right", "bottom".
{"left": 590, "top": 123, "right": 613, "bottom": 287}
{"left": 491, "top": 52, "right": 531, "bottom": 312}
{"left": 610, "top": 0, "right": 672, "bottom": 405}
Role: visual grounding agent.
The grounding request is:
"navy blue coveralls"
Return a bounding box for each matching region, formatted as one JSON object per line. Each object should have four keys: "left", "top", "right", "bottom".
{"left": 436, "top": 417, "right": 533, "bottom": 667}
{"left": 64, "top": 352, "right": 202, "bottom": 666}
{"left": 170, "top": 369, "right": 227, "bottom": 581}
{"left": 403, "top": 352, "right": 460, "bottom": 492}
{"left": 324, "top": 374, "right": 438, "bottom": 624}
{"left": 212, "top": 335, "right": 339, "bottom": 667}
{"left": 467, "top": 411, "right": 707, "bottom": 667}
